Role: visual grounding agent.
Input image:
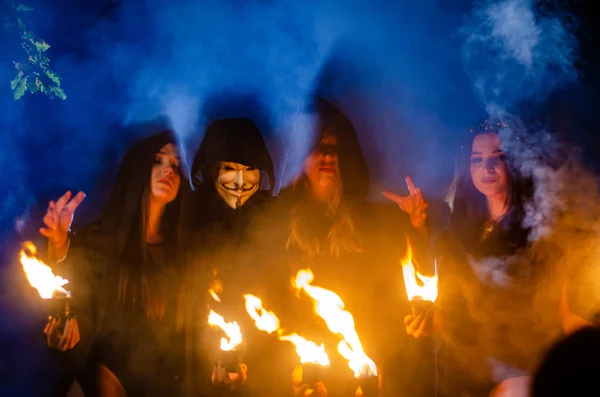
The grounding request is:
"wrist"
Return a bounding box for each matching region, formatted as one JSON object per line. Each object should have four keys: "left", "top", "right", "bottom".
{"left": 48, "top": 237, "right": 70, "bottom": 262}
{"left": 50, "top": 238, "right": 68, "bottom": 250}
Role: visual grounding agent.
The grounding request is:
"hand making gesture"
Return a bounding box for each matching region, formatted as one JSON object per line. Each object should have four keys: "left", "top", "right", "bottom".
{"left": 39, "top": 190, "right": 85, "bottom": 260}
{"left": 382, "top": 176, "right": 428, "bottom": 229}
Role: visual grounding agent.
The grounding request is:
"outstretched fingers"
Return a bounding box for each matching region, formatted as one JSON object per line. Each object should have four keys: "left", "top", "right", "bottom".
{"left": 405, "top": 176, "right": 417, "bottom": 196}
{"left": 65, "top": 191, "right": 85, "bottom": 213}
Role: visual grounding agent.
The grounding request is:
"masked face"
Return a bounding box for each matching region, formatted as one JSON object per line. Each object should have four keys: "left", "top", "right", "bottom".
{"left": 215, "top": 161, "right": 260, "bottom": 209}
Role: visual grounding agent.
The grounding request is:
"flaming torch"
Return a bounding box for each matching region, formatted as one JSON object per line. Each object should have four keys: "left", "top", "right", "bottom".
{"left": 401, "top": 237, "right": 438, "bottom": 318}
{"left": 293, "top": 269, "right": 379, "bottom": 396}
{"left": 244, "top": 294, "right": 330, "bottom": 390}
{"left": 20, "top": 241, "right": 75, "bottom": 349}
{"left": 207, "top": 309, "right": 244, "bottom": 383}
{"left": 20, "top": 241, "right": 71, "bottom": 306}
{"left": 207, "top": 286, "right": 244, "bottom": 385}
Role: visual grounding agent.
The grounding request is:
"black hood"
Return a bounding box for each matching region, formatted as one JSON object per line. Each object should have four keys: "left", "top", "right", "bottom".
{"left": 312, "top": 97, "right": 370, "bottom": 200}
{"left": 97, "top": 130, "right": 190, "bottom": 260}
{"left": 191, "top": 117, "right": 275, "bottom": 193}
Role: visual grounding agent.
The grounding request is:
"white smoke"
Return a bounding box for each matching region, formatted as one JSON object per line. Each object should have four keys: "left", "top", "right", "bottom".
{"left": 462, "top": 0, "right": 578, "bottom": 112}
{"left": 461, "top": 0, "right": 581, "bottom": 242}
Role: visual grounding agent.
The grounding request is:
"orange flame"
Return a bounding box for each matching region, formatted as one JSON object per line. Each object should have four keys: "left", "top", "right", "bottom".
{"left": 401, "top": 237, "right": 438, "bottom": 302}
{"left": 209, "top": 288, "right": 221, "bottom": 303}
{"left": 244, "top": 294, "right": 280, "bottom": 334}
{"left": 280, "top": 333, "right": 330, "bottom": 366}
{"left": 294, "top": 269, "right": 377, "bottom": 378}
{"left": 244, "top": 294, "right": 330, "bottom": 366}
{"left": 207, "top": 309, "right": 243, "bottom": 351}
{"left": 19, "top": 242, "right": 70, "bottom": 299}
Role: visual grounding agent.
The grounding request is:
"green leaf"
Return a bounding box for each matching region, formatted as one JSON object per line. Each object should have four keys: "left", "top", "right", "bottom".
{"left": 13, "top": 76, "right": 28, "bottom": 100}
{"left": 10, "top": 71, "right": 24, "bottom": 89}
{"left": 38, "top": 55, "right": 50, "bottom": 67}
{"left": 16, "top": 4, "right": 34, "bottom": 12}
{"left": 45, "top": 69, "right": 61, "bottom": 84}
{"left": 28, "top": 80, "right": 37, "bottom": 93}
{"left": 51, "top": 86, "right": 67, "bottom": 100}
{"left": 6, "top": 1, "right": 67, "bottom": 101}
{"left": 33, "top": 40, "right": 49, "bottom": 52}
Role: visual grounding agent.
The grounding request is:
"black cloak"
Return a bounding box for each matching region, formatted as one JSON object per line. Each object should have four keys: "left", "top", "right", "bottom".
{"left": 189, "top": 117, "right": 275, "bottom": 238}
{"left": 239, "top": 97, "right": 434, "bottom": 397}
{"left": 58, "top": 130, "right": 191, "bottom": 397}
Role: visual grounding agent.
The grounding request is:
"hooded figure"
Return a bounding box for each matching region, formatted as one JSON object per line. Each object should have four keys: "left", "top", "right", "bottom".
{"left": 239, "top": 97, "right": 432, "bottom": 397}
{"left": 187, "top": 117, "right": 277, "bottom": 395}
{"left": 52, "top": 130, "right": 192, "bottom": 397}
{"left": 191, "top": 117, "right": 275, "bottom": 240}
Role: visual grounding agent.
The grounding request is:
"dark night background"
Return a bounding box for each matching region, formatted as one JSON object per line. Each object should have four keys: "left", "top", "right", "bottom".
{"left": 1, "top": 0, "right": 599, "bottom": 395}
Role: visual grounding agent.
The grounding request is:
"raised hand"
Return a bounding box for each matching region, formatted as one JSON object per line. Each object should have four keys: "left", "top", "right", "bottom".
{"left": 39, "top": 191, "right": 85, "bottom": 259}
{"left": 382, "top": 176, "right": 428, "bottom": 229}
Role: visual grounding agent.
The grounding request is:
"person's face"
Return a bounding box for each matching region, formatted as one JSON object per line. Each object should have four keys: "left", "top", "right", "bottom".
{"left": 215, "top": 162, "right": 260, "bottom": 209}
{"left": 303, "top": 131, "right": 341, "bottom": 194}
{"left": 470, "top": 133, "right": 509, "bottom": 198}
{"left": 150, "top": 143, "right": 181, "bottom": 204}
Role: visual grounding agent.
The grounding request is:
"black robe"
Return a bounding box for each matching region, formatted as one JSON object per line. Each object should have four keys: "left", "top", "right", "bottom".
{"left": 187, "top": 117, "right": 277, "bottom": 396}
{"left": 238, "top": 191, "right": 434, "bottom": 397}
{"left": 54, "top": 131, "right": 192, "bottom": 397}
{"left": 220, "top": 98, "right": 435, "bottom": 397}
{"left": 433, "top": 216, "right": 564, "bottom": 397}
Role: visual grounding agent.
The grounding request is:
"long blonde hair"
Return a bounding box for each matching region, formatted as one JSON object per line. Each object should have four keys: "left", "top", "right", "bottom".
{"left": 286, "top": 175, "right": 363, "bottom": 259}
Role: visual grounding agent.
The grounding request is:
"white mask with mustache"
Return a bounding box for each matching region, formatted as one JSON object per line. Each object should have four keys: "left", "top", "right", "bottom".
{"left": 215, "top": 161, "right": 260, "bottom": 209}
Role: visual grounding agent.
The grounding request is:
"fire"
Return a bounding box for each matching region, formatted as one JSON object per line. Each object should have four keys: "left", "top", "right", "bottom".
{"left": 243, "top": 294, "right": 330, "bottom": 367}
{"left": 207, "top": 310, "right": 243, "bottom": 351}
{"left": 244, "top": 294, "right": 280, "bottom": 334}
{"left": 209, "top": 288, "right": 221, "bottom": 303}
{"left": 401, "top": 237, "right": 438, "bottom": 302}
{"left": 208, "top": 277, "right": 223, "bottom": 302}
{"left": 19, "top": 242, "right": 70, "bottom": 299}
{"left": 293, "top": 269, "right": 377, "bottom": 378}
{"left": 280, "top": 333, "right": 330, "bottom": 366}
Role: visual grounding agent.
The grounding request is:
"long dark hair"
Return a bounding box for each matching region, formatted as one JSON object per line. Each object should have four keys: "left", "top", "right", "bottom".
{"left": 118, "top": 181, "right": 187, "bottom": 319}
{"left": 446, "top": 120, "right": 532, "bottom": 256}
{"left": 98, "top": 130, "right": 189, "bottom": 319}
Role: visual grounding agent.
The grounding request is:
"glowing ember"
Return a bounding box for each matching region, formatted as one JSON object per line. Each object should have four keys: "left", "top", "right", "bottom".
{"left": 244, "top": 294, "right": 280, "bottom": 334}
{"left": 280, "top": 333, "right": 330, "bottom": 366}
{"left": 208, "top": 277, "right": 223, "bottom": 302}
{"left": 19, "top": 242, "right": 70, "bottom": 299}
{"left": 293, "top": 269, "right": 377, "bottom": 378}
{"left": 401, "top": 237, "right": 438, "bottom": 302}
{"left": 209, "top": 288, "right": 221, "bottom": 303}
{"left": 243, "top": 293, "right": 330, "bottom": 367}
{"left": 208, "top": 310, "right": 243, "bottom": 351}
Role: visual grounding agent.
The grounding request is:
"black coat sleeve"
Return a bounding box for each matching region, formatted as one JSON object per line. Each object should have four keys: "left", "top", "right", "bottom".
{"left": 52, "top": 245, "right": 102, "bottom": 372}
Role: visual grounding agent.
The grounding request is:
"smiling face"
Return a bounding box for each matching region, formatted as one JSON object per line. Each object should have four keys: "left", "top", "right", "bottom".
{"left": 303, "top": 131, "right": 342, "bottom": 199}
{"left": 150, "top": 143, "right": 181, "bottom": 205}
{"left": 215, "top": 161, "right": 260, "bottom": 209}
{"left": 469, "top": 133, "right": 509, "bottom": 198}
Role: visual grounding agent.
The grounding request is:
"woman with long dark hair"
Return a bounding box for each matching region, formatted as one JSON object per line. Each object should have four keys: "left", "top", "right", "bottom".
{"left": 45, "top": 131, "right": 191, "bottom": 396}
{"left": 404, "top": 120, "right": 590, "bottom": 397}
